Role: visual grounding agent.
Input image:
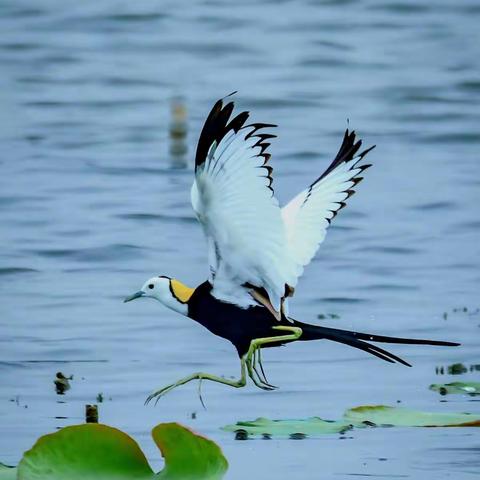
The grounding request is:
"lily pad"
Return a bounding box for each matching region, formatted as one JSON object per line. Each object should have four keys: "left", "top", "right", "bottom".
{"left": 222, "top": 417, "right": 352, "bottom": 438}
{"left": 224, "top": 406, "right": 480, "bottom": 438}
{"left": 14, "top": 422, "right": 227, "bottom": 480}
{"left": 344, "top": 405, "right": 480, "bottom": 427}
{"left": 154, "top": 423, "right": 228, "bottom": 479}
{"left": 429, "top": 381, "right": 480, "bottom": 396}
{"left": 18, "top": 424, "right": 153, "bottom": 480}
{"left": 0, "top": 464, "right": 16, "bottom": 480}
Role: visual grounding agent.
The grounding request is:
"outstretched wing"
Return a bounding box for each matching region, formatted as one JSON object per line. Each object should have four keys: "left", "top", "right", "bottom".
{"left": 282, "top": 130, "right": 374, "bottom": 270}
{"left": 191, "top": 96, "right": 298, "bottom": 313}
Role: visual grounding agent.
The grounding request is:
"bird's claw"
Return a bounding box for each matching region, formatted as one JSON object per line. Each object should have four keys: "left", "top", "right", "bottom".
{"left": 257, "top": 382, "right": 277, "bottom": 391}
{"left": 145, "top": 382, "right": 180, "bottom": 405}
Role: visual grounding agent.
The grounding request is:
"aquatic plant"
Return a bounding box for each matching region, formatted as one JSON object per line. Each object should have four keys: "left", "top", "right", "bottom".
{"left": 429, "top": 381, "right": 480, "bottom": 396}
{"left": 1, "top": 423, "right": 227, "bottom": 480}
{"left": 224, "top": 405, "right": 480, "bottom": 438}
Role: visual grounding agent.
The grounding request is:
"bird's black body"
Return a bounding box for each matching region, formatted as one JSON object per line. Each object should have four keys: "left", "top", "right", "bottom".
{"left": 188, "top": 281, "right": 291, "bottom": 357}
{"left": 188, "top": 281, "right": 458, "bottom": 365}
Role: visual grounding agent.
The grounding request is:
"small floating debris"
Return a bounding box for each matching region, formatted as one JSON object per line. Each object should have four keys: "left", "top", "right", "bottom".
{"left": 435, "top": 363, "right": 480, "bottom": 375}
{"left": 317, "top": 313, "right": 340, "bottom": 320}
{"left": 451, "top": 306, "right": 480, "bottom": 316}
{"left": 8, "top": 396, "right": 27, "bottom": 409}
{"left": 447, "top": 363, "right": 468, "bottom": 375}
{"left": 54, "top": 372, "right": 73, "bottom": 395}
{"left": 85, "top": 404, "right": 98, "bottom": 424}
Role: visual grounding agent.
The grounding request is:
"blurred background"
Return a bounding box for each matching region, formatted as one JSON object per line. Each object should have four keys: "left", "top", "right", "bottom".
{"left": 0, "top": 0, "right": 479, "bottom": 478}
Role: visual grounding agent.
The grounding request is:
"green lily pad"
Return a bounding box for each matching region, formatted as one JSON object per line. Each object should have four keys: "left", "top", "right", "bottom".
{"left": 344, "top": 405, "right": 480, "bottom": 427}
{"left": 0, "top": 464, "right": 16, "bottom": 480}
{"left": 224, "top": 406, "right": 480, "bottom": 438}
{"left": 18, "top": 424, "right": 153, "bottom": 480}
{"left": 222, "top": 416, "right": 352, "bottom": 438}
{"left": 15, "top": 422, "right": 227, "bottom": 480}
{"left": 429, "top": 381, "right": 480, "bottom": 396}
{"left": 154, "top": 423, "right": 228, "bottom": 479}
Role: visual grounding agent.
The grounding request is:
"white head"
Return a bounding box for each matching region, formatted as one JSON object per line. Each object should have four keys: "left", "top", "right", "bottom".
{"left": 123, "top": 276, "right": 194, "bottom": 316}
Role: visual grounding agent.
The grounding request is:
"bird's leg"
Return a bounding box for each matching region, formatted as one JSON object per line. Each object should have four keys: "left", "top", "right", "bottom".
{"left": 251, "top": 348, "right": 271, "bottom": 387}
{"left": 257, "top": 348, "right": 269, "bottom": 384}
{"left": 145, "top": 357, "right": 247, "bottom": 405}
{"left": 254, "top": 325, "right": 303, "bottom": 346}
{"left": 245, "top": 326, "right": 303, "bottom": 390}
{"left": 145, "top": 326, "right": 303, "bottom": 404}
{"left": 252, "top": 348, "right": 266, "bottom": 383}
{"left": 246, "top": 351, "right": 277, "bottom": 390}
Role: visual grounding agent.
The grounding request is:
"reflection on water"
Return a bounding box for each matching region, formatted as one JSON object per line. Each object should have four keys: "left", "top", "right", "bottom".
{"left": 0, "top": 0, "right": 479, "bottom": 478}
{"left": 169, "top": 96, "right": 189, "bottom": 168}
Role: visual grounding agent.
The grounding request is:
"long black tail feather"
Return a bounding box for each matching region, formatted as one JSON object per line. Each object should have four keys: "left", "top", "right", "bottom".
{"left": 297, "top": 323, "right": 459, "bottom": 367}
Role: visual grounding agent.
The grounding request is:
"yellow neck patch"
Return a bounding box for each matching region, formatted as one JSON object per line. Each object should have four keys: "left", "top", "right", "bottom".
{"left": 169, "top": 279, "right": 195, "bottom": 304}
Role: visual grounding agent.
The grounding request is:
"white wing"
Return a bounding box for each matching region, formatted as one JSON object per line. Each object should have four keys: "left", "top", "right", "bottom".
{"left": 282, "top": 130, "right": 374, "bottom": 270}
{"left": 191, "top": 97, "right": 298, "bottom": 312}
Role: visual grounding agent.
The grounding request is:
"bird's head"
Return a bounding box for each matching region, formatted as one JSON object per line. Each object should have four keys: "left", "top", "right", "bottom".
{"left": 123, "top": 276, "right": 193, "bottom": 315}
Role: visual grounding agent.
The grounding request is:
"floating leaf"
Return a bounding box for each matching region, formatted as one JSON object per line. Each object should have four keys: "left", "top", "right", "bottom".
{"left": 429, "top": 381, "right": 480, "bottom": 396}
{"left": 224, "top": 406, "right": 480, "bottom": 438}
{"left": 0, "top": 464, "right": 16, "bottom": 480}
{"left": 222, "top": 417, "right": 352, "bottom": 438}
{"left": 18, "top": 424, "right": 154, "bottom": 480}
{"left": 344, "top": 405, "right": 480, "bottom": 427}
{"left": 13, "top": 422, "right": 227, "bottom": 480}
{"left": 154, "top": 423, "right": 228, "bottom": 479}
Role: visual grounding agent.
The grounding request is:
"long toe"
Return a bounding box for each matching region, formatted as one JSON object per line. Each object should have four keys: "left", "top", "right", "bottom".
{"left": 145, "top": 385, "right": 172, "bottom": 405}
{"left": 261, "top": 382, "right": 278, "bottom": 390}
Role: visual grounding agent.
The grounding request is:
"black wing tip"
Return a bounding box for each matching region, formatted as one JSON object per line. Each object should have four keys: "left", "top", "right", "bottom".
{"left": 310, "top": 128, "right": 374, "bottom": 191}
{"left": 195, "top": 95, "right": 277, "bottom": 193}
{"left": 359, "top": 144, "right": 376, "bottom": 158}
{"left": 247, "top": 122, "right": 278, "bottom": 129}
{"left": 244, "top": 123, "right": 277, "bottom": 168}
{"left": 302, "top": 126, "right": 376, "bottom": 215}
{"left": 195, "top": 94, "right": 250, "bottom": 169}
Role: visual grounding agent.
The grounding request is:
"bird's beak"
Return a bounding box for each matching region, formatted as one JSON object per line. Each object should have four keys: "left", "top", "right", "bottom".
{"left": 123, "top": 291, "right": 145, "bottom": 303}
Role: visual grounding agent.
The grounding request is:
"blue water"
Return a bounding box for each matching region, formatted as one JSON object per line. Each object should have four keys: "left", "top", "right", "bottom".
{"left": 1, "top": 1, "right": 479, "bottom": 478}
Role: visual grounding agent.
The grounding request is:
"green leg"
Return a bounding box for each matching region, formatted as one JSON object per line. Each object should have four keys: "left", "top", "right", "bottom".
{"left": 252, "top": 348, "right": 271, "bottom": 386}
{"left": 247, "top": 352, "right": 276, "bottom": 390}
{"left": 251, "top": 348, "right": 277, "bottom": 389}
{"left": 248, "top": 325, "right": 303, "bottom": 353}
{"left": 257, "top": 348, "right": 269, "bottom": 383}
{"left": 145, "top": 357, "right": 247, "bottom": 405}
{"left": 145, "top": 326, "right": 303, "bottom": 404}
{"left": 245, "top": 326, "right": 303, "bottom": 390}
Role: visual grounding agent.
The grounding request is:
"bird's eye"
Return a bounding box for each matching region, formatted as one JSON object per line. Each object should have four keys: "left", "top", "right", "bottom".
{"left": 148, "top": 284, "right": 154, "bottom": 289}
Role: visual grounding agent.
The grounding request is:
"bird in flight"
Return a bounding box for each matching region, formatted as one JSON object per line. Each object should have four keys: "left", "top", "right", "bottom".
{"left": 124, "top": 94, "right": 458, "bottom": 405}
